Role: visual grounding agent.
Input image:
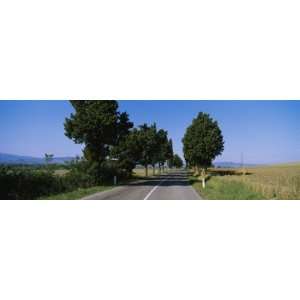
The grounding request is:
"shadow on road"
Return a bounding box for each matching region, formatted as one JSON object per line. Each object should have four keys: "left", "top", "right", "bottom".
{"left": 123, "top": 171, "right": 191, "bottom": 187}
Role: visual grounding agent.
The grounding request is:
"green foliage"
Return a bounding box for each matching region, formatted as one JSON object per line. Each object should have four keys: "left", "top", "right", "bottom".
{"left": 64, "top": 100, "right": 134, "bottom": 182}
{"left": 0, "top": 158, "right": 122, "bottom": 199}
{"left": 110, "top": 130, "right": 141, "bottom": 176}
{"left": 153, "top": 128, "right": 169, "bottom": 168}
{"left": 64, "top": 101, "right": 175, "bottom": 180}
{"left": 40, "top": 185, "right": 114, "bottom": 200}
{"left": 63, "top": 159, "right": 97, "bottom": 188}
{"left": 136, "top": 123, "right": 159, "bottom": 168}
{"left": 166, "top": 139, "right": 174, "bottom": 168}
{"left": 173, "top": 154, "right": 183, "bottom": 168}
{"left": 64, "top": 100, "right": 133, "bottom": 163}
{"left": 126, "top": 123, "right": 173, "bottom": 175}
{"left": 183, "top": 112, "right": 224, "bottom": 169}
{"left": 191, "top": 175, "right": 265, "bottom": 200}
{"left": 0, "top": 165, "right": 65, "bottom": 199}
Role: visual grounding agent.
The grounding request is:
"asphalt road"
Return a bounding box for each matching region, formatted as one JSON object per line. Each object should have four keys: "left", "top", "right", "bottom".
{"left": 84, "top": 170, "right": 201, "bottom": 200}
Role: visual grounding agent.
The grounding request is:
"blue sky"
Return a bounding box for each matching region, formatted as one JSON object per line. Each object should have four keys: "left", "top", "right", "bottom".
{"left": 0, "top": 100, "right": 299, "bottom": 164}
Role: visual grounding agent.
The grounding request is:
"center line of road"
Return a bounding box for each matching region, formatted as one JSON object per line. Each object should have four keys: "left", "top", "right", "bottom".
{"left": 143, "top": 178, "right": 168, "bottom": 200}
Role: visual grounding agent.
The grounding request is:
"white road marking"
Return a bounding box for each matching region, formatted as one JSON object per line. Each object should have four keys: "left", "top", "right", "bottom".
{"left": 191, "top": 185, "right": 202, "bottom": 200}
{"left": 143, "top": 178, "right": 168, "bottom": 200}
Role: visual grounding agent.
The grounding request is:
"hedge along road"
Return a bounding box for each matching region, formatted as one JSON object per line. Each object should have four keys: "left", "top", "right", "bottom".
{"left": 83, "top": 170, "right": 201, "bottom": 200}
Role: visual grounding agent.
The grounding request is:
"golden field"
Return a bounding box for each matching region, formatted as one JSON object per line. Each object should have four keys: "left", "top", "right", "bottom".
{"left": 209, "top": 163, "right": 300, "bottom": 199}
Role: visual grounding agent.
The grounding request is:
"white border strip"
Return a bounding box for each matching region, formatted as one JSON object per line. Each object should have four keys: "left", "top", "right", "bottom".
{"left": 143, "top": 179, "right": 167, "bottom": 200}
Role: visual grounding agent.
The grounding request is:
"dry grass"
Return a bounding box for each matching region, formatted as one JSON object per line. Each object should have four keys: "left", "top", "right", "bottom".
{"left": 54, "top": 169, "right": 69, "bottom": 176}
{"left": 132, "top": 168, "right": 148, "bottom": 177}
{"left": 190, "top": 175, "right": 264, "bottom": 200}
{"left": 132, "top": 167, "right": 167, "bottom": 178}
{"left": 209, "top": 164, "right": 300, "bottom": 199}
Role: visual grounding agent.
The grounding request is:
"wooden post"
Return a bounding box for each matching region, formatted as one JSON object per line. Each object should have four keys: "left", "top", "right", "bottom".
{"left": 201, "top": 168, "right": 206, "bottom": 189}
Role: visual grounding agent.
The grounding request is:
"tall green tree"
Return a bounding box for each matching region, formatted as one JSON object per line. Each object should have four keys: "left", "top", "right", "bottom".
{"left": 173, "top": 154, "right": 183, "bottom": 168}
{"left": 166, "top": 138, "right": 174, "bottom": 169}
{"left": 110, "top": 128, "right": 142, "bottom": 177}
{"left": 152, "top": 129, "right": 169, "bottom": 175}
{"left": 134, "top": 123, "right": 159, "bottom": 176}
{"left": 137, "top": 125, "right": 174, "bottom": 176}
{"left": 182, "top": 112, "right": 224, "bottom": 187}
{"left": 64, "top": 100, "right": 133, "bottom": 179}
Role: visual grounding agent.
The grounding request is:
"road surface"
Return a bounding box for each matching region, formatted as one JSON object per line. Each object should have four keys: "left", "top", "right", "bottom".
{"left": 84, "top": 170, "right": 201, "bottom": 200}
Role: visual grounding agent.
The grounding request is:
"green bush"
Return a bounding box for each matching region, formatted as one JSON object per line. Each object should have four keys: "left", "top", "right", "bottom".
{"left": 0, "top": 160, "right": 131, "bottom": 199}
{"left": 64, "top": 162, "right": 97, "bottom": 189}
{"left": 0, "top": 166, "right": 65, "bottom": 199}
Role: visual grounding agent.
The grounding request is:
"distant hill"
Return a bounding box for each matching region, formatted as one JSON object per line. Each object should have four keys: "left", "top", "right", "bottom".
{"left": 213, "top": 161, "right": 260, "bottom": 168}
{"left": 214, "top": 161, "right": 300, "bottom": 168}
{"left": 0, "top": 153, "right": 75, "bottom": 165}
{"left": 269, "top": 161, "right": 300, "bottom": 167}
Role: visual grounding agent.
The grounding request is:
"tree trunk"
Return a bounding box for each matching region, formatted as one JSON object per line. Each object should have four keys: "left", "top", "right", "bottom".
{"left": 145, "top": 165, "right": 148, "bottom": 177}
{"left": 195, "top": 165, "right": 200, "bottom": 176}
{"left": 152, "top": 164, "right": 155, "bottom": 176}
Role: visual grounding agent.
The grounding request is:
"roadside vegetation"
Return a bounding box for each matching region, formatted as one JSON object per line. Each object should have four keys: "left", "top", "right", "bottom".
{"left": 40, "top": 185, "right": 115, "bottom": 200}
{"left": 3, "top": 103, "right": 298, "bottom": 200}
{"left": 190, "top": 173, "right": 265, "bottom": 200}
{"left": 226, "top": 164, "right": 300, "bottom": 199}
{"left": 133, "top": 167, "right": 167, "bottom": 178}
{"left": 172, "top": 154, "right": 184, "bottom": 168}
{"left": 183, "top": 111, "right": 300, "bottom": 200}
{"left": 183, "top": 112, "right": 224, "bottom": 188}
{"left": 0, "top": 160, "right": 108, "bottom": 200}
{"left": 190, "top": 164, "right": 300, "bottom": 199}
{"left": 0, "top": 100, "right": 180, "bottom": 200}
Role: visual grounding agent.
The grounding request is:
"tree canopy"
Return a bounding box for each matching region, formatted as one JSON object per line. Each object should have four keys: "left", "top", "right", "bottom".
{"left": 182, "top": 112, "right": 224, "bottom": 171}
{"left": 172, "top": 154, "right": 183, "bottom": 168}
{"left": 64, "top": 100, "right": 133, "bottom": 164}
{"left": 110, "top": 128, "right": 142, "bottom": 176}
{"left": 125, "top": 123, "right": 173, "bottom": 176}
{"left": 64, "top": 100, "right": 175, "bottom": 180}
{"left": 153, "top": 129, "right": 169, "bottom": 171}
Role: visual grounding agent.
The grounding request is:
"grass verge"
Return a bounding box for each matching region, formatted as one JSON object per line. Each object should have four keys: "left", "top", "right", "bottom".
{"left": 39, "top": 175, "right": 150, "bottom": 200}
{"left": 40, "top": 169, "right": 172, "bottom": 200}
{"left": 40, "top": 185, "right": 114, "bottom": 200}
{"left": 190, "top": 176, "right": 265, "bottom": 200}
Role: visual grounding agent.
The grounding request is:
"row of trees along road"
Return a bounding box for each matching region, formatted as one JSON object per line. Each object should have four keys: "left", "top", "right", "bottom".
{"left": 182, "top": 112, "right": 224, "bottom": 188}
{"left": 64, "top": 100, "right": 176, "bottom": 180}
{"left": 172, "top": 154, "right": 184, "bottom": 168}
